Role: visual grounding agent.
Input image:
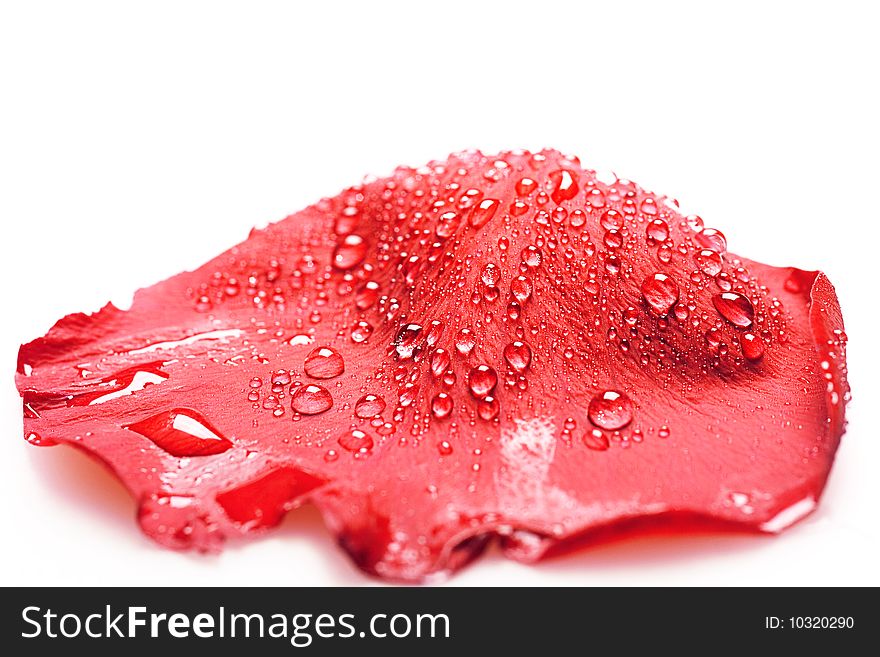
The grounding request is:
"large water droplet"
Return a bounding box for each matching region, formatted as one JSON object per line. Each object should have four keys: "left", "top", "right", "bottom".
{"left": 712, "top": 292, "right": 755, "bottom": 327}
{"left": 350, "top": 320, "right": 374, "bottom": 343}
{"left": 291, "top": 384, "right": 333, "bottom": 415}
{"left": 355, "top": 394, "right": 386, "bottom": 418}
{"left": 646, "top": 219, "right": 669, "bottom": 241}
{"left": 332, "top": 234, "right": 367, "bottom": 269}
{"left": 521, "top": 246, "right": 542, "bottom": 268}
{"left": 468, "top": 364, "right": 497, "bottom": 398}
{"left": 588, "top": 390, "right": 634, "bottom": 430}
{"left": 503, "top": 341, "right": 532, "bottom": 372}
{"left": 303, "top": 346, "right": 345, "bottom": 379}
{"left": 127, "top": 409, "right": 232, "bottom": 457}
{"left": 640, "top": 273, "right": 679, "bottom": 316}
{"left": 600, "top": 209, "right": 624, "bottom": 230}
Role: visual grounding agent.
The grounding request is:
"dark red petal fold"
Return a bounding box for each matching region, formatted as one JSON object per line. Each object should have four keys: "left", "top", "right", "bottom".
{"left": 16, "top": 149, "right": 849, "bottom": 581}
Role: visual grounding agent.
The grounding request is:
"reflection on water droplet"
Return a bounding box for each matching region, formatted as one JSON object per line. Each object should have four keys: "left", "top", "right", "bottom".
{"left": 477, "top": 396, "right": 499, "bottom": 420}
{"left": 694, "top": 249, "right": 723, "bottom": 276}
{"left": 394, "top": 324, "right": 423, "bottom": 359}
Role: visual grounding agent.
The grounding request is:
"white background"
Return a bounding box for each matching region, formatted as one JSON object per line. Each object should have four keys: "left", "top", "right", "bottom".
{"left": 1, "top": 1, "right": 878, "bottom": 586}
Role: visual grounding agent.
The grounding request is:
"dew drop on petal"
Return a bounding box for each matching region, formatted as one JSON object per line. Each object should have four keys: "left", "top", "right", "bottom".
{"left": 303, "top": 346, "right": 345, "bottom": 379}
{"left": 588, "top": 390, "right": 634, "bottom": 430}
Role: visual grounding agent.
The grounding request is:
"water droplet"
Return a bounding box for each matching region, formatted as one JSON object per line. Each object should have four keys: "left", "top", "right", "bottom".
{"left": 425, "top": 320, "right": 445, "bottom": 347}
{"left": 437, "top": 440, "right": 453, "bottom": 455}
{"left": 338, "top": 429, "right": 373, "bottom": 454}
{"left": 470, "top": 199, "right": 499, "bottom": 229}
{"left": 600, "top": 209, "right": 624, "bottom": 230}
{"left": 332, "top": 234, "right": 367, "bottom": 269}
{"left": 712, "top": 292, "right": 755, "bottom": 328}
{"left": 350, "top": 320, "right": 374, "bottom": 343}
{"left": 126, "top": 409, "right": 233, "bottom": 456}
{"left": 588, "top": 390, "right": 634, "bottom": 430}
{"left": 290, "top": 384, "right": 333, "bottom": 415}
{"left": 468, "top": 364, "right": 497, "bottom": 398}
{"left": 355, "top": 394, "right": 386, "bottom": 418}
{"left": 481, "top": 263, "right": 501, "bottom": 286}
{"left": 521, "top": 246, "right": 542, "bottom": 268}
{"left": 548, "top": 169, "right": 579, "bottom": 204}
{"left": 583, "top": 429, "right": 610, "bottom": 451}
{"left": 477, "top": 396, "right": 499, "bottom": 420}
{"left": 394, "top": 324, "right": 423, "bottom": 359}
{"left": 740, "top": 332, "right": 765, "bottom": 361}
{"left": 249, "top": 377, "right": 263, "bottom": 388}
{"left": 516, "top": 177, "right": 537, "bottom": 196}
{"left": 510, "top": 275, "right": 533, "bottom": 303}
{"left": 640, "top": 273, "right": 679, "bottom": 316}
{"left": 503, "top": 341, "right": 532, "bottom": 372}
{"left": 646, "top": 219, "right": 669, "bottom": 241}
{"left": 355, "top": 280, "right": 380, "bottom": 310}
{"left": 430, "top": 349, "right": 451, "bottom": 377}
{"left": 431, "top": 392, "right": 453, "bottom": 419}
{"left": 695, "top": 228, "right": 727, "bottom": 253}
{"left": 303, "top": 346, "right": 345, "bottom": 379}
{"left": 455, "top": 328, "right": 476, "bottom": 355}
{"left": 694, "top": 249, "right": 723, "bottom": 276}
{"left": 436, "top": 211, "right": 462, "bottom": 238}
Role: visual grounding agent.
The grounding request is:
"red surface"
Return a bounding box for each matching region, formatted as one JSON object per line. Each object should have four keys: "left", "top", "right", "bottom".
{"left": 16, "top": 149, "right": 849, "bottom": 581}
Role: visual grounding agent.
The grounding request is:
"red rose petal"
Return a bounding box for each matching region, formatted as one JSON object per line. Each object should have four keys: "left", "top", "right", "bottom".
{"left": 16, "top": 149, "right": 849, "bottom": 581}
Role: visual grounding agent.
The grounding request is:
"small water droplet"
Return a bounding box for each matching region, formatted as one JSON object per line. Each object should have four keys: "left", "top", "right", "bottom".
{"left": 510, "top": 275, "right": 533, "bottom": 303}
{"left": 481, "top": 263, "right": 501, "bottom": 286}
{"left": 583, "top": 429, "right": 610, "bottom": 451}
{"left": 477, "top": 396, "right": 499, "bottom": 421}
{"left": 350, "top": 320, "right": 374, "bottom": 343}
{"left": 548, "top": 169, "right": 579, "bottom": 204}
{"left": 521, "top": 246, "right": 542, "bottom": 268}
{"left": 436, "top": 211, "right": 462, "bottom": 239}
{"left": 600, "top": 209, "right": 624, "bottom": 230}
{"left": 437, "top": 439, "right": 453, "bottom": 455}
